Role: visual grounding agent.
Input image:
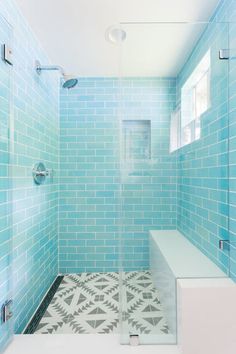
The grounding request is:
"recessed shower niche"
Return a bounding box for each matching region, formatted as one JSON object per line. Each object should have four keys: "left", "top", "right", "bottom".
{"left": 122, "top": 120, "right": 151, "bottom": 160}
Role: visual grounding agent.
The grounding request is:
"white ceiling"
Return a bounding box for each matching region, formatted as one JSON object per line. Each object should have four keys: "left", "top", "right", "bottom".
{"left": 15, "top": 0, "right": 220, "bottom": 77}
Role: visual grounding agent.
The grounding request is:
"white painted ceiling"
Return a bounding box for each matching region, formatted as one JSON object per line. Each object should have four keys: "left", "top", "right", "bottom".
{"left": 15, "top": 0, "right": 220, "bottom": 77}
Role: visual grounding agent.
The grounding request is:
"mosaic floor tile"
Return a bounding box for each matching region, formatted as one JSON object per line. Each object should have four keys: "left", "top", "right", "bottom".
{"left": 34, "top": 271, "right": 169, "bottom": 335}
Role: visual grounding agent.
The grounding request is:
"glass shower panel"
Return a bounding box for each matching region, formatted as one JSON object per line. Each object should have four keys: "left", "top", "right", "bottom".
{"left": 118, "top": 22, "right": 230, "bottom": 345}
{"left": 229, "top": 21, "right": 236, "bottom": 281}
{"left": 0, "top": 14, "right": 13, "bottom": 353}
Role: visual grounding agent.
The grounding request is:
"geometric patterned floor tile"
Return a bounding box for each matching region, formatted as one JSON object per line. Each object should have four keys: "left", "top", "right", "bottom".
{"left": 34, "top": 271, "right": 169, "bottom": 335}
{"left": 121, "top": 271, "right": 169, "bottom": 335}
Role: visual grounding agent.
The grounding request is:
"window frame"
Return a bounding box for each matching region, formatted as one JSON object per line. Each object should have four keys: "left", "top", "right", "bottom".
{"left": 169, "top": 107, "right": 181, "bottom": 153}
{"left": 180, "top": 50, "right": 211, "bottom": 148}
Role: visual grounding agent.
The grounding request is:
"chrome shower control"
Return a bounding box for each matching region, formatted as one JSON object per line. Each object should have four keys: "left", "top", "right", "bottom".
{"left": 32, "top": 162, "right": 49, "bottom": 185}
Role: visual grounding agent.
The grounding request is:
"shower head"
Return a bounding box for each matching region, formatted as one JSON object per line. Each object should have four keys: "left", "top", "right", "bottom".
{"left": 35, "top": 60, "right": 78, "bottom": 89}
{"left": 62, "top": 77, "right": 78, "bottom": 89}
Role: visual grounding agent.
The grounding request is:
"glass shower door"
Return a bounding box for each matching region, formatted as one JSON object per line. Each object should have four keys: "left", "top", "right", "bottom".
{"left": 118, "top": 21, "right": 230, "bottom": 345}
{"left": 229, "top": 20, "right": 236, "bottom": 281}
{"left": 118, "top": 22, "right": 179, "bottom": 344}
{"left": 0, "top": 14, "right": 13, "bottom": 353}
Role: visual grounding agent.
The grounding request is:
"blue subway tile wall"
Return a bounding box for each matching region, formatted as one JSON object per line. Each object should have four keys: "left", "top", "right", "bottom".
{"left": 0, "top": 0, "right": 59, "bottom": 335}
{"left": 175, "top": 6, "right": 231, "bottom": 273}
{"left": 59, "top": 78, "right": 121, "bottom": 273}
{"left": 174, "top": 0, "right": 236, "bottom": 280}
{"left": 0, "top": 13, "right": 13, "bottom": 352}
{"left": 59, "top": 78, "right": 177, "bottom": 273}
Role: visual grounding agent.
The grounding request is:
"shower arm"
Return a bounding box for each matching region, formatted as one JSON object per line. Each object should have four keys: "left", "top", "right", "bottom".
{"left": 35, "top": 60, "right": 78, "bottom": 89}
{"left": 35, "top": 61, "right": 65, "bottom": 76}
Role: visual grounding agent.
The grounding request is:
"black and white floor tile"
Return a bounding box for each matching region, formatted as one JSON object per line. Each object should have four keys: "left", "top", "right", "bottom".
{"left": 34, "top": 271, "right": 169, "bottom": 335}
{"left": 121, "top": 271, "right": 169, "bottom": 335}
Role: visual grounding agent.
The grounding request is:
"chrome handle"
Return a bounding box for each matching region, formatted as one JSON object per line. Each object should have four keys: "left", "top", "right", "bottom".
{"left": 33, "top": 170, "right": 49, "bottom": 177}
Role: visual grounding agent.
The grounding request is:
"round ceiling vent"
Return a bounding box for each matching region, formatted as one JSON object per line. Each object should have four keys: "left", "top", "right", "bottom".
{"left": 105, "top": 26, "right": 126, "bottom": 44}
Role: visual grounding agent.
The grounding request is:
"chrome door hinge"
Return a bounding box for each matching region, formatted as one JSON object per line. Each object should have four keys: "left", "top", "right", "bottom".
{"left": 219, "top": 49, "right": 230, "bottom": 60}
{"left": 219, "top": 239, "right": 230, "bottom": 251}
{"left": 2, "top": 44, "right": 13, "bottom": 65}
{"left": 1, "top": 300, "right": 13, "bottom": 323}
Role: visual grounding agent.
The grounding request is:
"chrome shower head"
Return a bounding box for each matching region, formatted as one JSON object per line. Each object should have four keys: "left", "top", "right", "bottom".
{"left": 35, "top": 60, "right": 78, "bottom": 89}
{"left": 62, "top": 77, "right": 78, "bottom": 89}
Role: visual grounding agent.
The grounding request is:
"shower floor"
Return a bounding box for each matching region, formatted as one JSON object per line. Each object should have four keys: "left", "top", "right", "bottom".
{"left": 33, "top": 271, "right": 169, "bottom": 335}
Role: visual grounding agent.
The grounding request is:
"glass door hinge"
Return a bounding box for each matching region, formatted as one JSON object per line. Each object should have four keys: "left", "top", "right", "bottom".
{"left": 1, "top": 300, "right": 13, "bottom": 323}
{"left": 219, "top": 49, "right": 230, "bottom": 60}
{"left": 2, "top": 44, "right": 13, "bottom": 65}
{"left": 219, "top": 239, "right": 230, "bottom": 251}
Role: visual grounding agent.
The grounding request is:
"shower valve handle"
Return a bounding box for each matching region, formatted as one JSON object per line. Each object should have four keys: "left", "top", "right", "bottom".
{"left": 32, "top": 162, "right": 50, "bottom": 185}
{"left": 34, "top": 170, "right": 49, "bottom": 177}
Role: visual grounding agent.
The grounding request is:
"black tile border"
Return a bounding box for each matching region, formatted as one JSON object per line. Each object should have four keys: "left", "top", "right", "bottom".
{"left": 24, "top": 275, "right": 64, "bottom": 334}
